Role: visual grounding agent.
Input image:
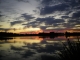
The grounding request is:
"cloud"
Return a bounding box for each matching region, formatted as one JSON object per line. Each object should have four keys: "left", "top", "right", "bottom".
{"left": 0, "top": 15, "right": 4, "bottom": 17}
{"left": 39, "top": 0, "right": 80, "bottom": 15}
{"left": 22, "top": 50, "right": 36, "bottom": 58}
{"left": 11, "top": 45, "right": 25, "bottom": 51}
{"left": 26, "top": 53, "right": 58, "bottom": 60}
{"left": 22, "top": 21, "right": 39, "bottom": 28}
{"left": 21, "top": 13, "right": 35, "bottom": 20}
{"left": 0, "top": 28, "right": 12, "bottom": 31}
{"left": 68, "top": 19, "right": 80, "bottom": 25}
{"left": 41, "top": 0, "right": 53, "bottom": 6}
{"left": 40, "top": 3, "right": 69, "bottom": 15}
{"left": 16, "top": 0, "right": 29, "bottom": 3}
{"left": 36, "top": 17, "right": 64, "bottom": 25}
{"left": 72, "top": 11, "right": 80, "bottom": 18}
{"left": 0, "top": 11, "right": 5, "bottom": 19}
{"left": 23, "top": 16, "right": 65, "bottom": 29}
{"left": 40, "top": 26, "right": 47, "bottom": 30}
{"left": 64, "top": 0, "right": 80, "bottom": 7}
{"left": 62, "top": 19, "right": 80, "bottom": 28}
{"left": 10, "top": 21, "right": 23, "bottom": 26}
{"left": 61, "top": 16, "right": 70, "bottom": 19}
{"left": 0, "top": 25, "right": 2, "bottom": 27}
{"left": 24, "top": 41, "right": 62, "bottom": 53}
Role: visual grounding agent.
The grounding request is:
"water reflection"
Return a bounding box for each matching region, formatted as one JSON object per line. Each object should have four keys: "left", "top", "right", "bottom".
{"left": 0, "top": 36, "right": 80, "bottom": 60}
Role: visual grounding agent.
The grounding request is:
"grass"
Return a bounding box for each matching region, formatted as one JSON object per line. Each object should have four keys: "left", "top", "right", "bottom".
{"left": 58, "top": 37, "right": 80, "bottom": 60}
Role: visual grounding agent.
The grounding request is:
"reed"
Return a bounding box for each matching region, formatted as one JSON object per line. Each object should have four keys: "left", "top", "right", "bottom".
{"left": 58, "top": 37, "right": 80, "bottom": 60}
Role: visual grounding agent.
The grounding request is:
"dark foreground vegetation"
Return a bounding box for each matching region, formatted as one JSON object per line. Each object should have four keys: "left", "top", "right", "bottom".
{"left": 58, "top": 37, "right": 80, "bottom": 60}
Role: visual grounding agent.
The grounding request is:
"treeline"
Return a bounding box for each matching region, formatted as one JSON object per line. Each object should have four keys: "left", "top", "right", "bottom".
{"left": 65, "top": 31, "right": 80, "bottom": 37}
{"left": 0, "top": 31, "right": 80, "bottom": 37}
{"left": 0, "top": 32, "right": 64, "bottom": 37}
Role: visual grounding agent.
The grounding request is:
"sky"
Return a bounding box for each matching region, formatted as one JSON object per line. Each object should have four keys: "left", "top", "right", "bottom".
{"left": 0, "top": 0, "right": 80, "bottom": 33}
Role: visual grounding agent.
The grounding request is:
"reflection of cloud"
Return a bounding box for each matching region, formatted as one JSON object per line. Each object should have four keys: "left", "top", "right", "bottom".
{"left": 24, "top": 41, "right": 62, "bottom": 53}
{"left": 11, "top": 45, "right": 26, "bottom": 51}
{"left": 36, "top": 43, "right": 62, "bottom": 53}
{"left": 22, "top": 50, "right": 36, "bottom": 58}
{"left": 27, "top": 53, "right": 59, "bottom": 60}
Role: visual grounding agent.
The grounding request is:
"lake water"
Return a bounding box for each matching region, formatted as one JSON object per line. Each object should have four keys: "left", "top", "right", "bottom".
{"left": 0, "top": 36, "right": 79, "bottom": 60}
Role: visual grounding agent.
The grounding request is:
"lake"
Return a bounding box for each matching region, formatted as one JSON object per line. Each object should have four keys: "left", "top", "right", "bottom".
{"left": 0, "top": 36, "right": 80, "bottom": 60}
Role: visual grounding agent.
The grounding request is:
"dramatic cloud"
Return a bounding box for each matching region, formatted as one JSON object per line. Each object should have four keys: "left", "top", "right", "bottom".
{"left": 41, "top": 0, "right": 53, "bottom": 6}
{"left": 21, "top": 13, "right": 35, "bottom": 20}
{"left": 36, "top": 17, "right": 64, "bottom": 25}
{"left": 0, "top": 28, "right": 12, "bottom": 32}
{"left": 72, "top": 11, "right": 80, "bottom": 18}
{"left": 16, "top": 0, "right": 29, "bottom": 3}
{"left": 39, "top": 0, "right": 80, "bottom": 15}
{"left": 64, "top": 0, "right": 80, "bottom": 7}
{"left": 23, "top": 16, "right": 65, "bottom": 29}
{"left": 0, "top": 15, "right": 4, "bottom": 17}
{"left": 0, "top": 0, "right": 80, "bottom": 31}
{"left": 40, "top": 3, "right": 69, "bottom": 15}
{"left": 68, "top": 19, "right": 80, "bottom": 24}
{"left": 61, "top": 16, "right": 70, "bottom": 19}
{"left": 10, "top": 21, "right": 23, "bottom": 26}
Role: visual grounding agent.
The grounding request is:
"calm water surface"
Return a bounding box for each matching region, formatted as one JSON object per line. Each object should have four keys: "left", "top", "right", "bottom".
{"left": 0, "top": 36, "right": 79, "bottom": 60}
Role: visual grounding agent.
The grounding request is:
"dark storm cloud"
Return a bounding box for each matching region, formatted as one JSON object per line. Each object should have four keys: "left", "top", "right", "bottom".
{"left": 72, "top": 11, "right": 80, "bottom": 18}
{"left": 0, "top": 0, "right": 5, "bottom": 3}
{"left": 21, "top": 13, "right": 35, "bottom": 20}
{"left": 41, "top": 0, "right": 64, "bottom": 6}
{"left": 64, "top": 19, "right": 80, "bottom": 28}
{"left": 0, "top": 15, "right": 4, "bottom": 17}
{"left": 64, "top": 0, "right": 80, "bottom": 7}
{"left": 0, "top": 11, "right": 4, "bottom": 17}
{"left": 40, "top": 26, "right": 47, "bottom": 30}
{"left": 65, "top": 11, "right": 72, "bottom": 15}
{"left": 68, "top": 19, "right": 80, "bottom": 24}
{"left": 23, "top": 17, "right": 65, "bottom": 29}
{"left": 10, "top": 21, "right": 23, "bottom": 26}
{"left": 40, "top": 3, "right": 69, "bottom": 15}
{"left": 22, "top": 21, "right": 40, "bottom": 28}
{"left": 61, "top": 16, "right": 70, "bottom": 19}
{"left": 36, "top": 17, "right": 64, "bottom": 25}
{"left": 41, "top": 0, "right": 53, "bottom": 6}
{"left": 39, "top": 0, "right": 80, "bottom": 15}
